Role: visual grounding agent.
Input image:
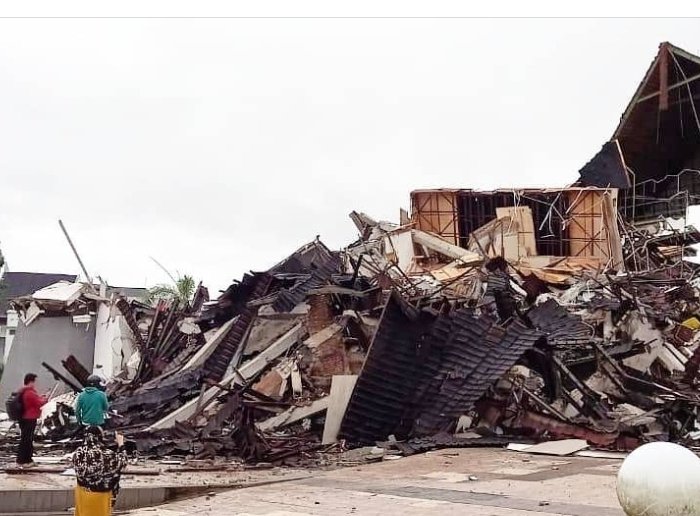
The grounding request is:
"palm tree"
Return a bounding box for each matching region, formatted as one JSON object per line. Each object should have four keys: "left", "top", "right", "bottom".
{"left": 146, "top": 258, "right": 197, "bottom": 305}
{"left": 147, "top": 275, "right": 196, "bottom": 304}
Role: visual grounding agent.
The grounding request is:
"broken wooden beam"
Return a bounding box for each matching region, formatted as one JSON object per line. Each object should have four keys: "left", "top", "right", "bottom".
{"left": 412, "top": 230, "right": 482, "bottom": 265}
{"left": 257, "top": 397, "right": 330, "bottom": 432}
{"left": 146, "top": 323, "right": 304, "bottom": 431}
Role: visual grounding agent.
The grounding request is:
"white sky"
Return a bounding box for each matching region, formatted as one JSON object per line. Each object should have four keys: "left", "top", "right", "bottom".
{"left": 1, "top": 17, "right": 700, "bottom": 293}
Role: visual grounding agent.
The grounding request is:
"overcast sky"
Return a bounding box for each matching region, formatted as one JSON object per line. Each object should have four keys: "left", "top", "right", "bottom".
{"left": 1, "top": 18, "right": 699, "bottom": 293}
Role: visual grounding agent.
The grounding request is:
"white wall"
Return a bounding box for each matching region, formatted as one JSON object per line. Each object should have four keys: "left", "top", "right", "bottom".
{"left": 3, "top": 310, "right": 19, "bottom": 364}
{"left": 93, "top": 302, "right": 137, "bottom": 379}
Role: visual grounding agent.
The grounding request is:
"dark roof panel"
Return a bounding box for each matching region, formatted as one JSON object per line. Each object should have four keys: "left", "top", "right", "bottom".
{"left": 578, "top": 140, "right": 631, "bottom": 189}
{"left": 339, "top": 292, "right": 432, "bottom": 444}
{"left": 340, "top": 291, "right": 545, "bottom": 443}
{"left": 412, "top": 313, "right": 542, "bottom": 436}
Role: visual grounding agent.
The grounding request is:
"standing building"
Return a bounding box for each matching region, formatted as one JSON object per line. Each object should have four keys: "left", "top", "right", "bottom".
{"left": 0, "top": 272, "right": 77, "bottom": 363}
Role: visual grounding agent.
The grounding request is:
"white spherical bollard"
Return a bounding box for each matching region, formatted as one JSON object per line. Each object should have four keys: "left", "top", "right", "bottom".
{"left": 617, "top": 442, "right": 700, "bottom": 516}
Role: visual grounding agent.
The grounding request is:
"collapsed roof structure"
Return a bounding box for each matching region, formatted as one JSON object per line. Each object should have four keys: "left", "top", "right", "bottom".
{"left": 0, "top": 281, "right": 147, "bottom": 403}
{"left": 4, "top": 41, "right": 700, "bottom": 466}
{"left": 580, "top": 42, "right": 700, "bottom": 222}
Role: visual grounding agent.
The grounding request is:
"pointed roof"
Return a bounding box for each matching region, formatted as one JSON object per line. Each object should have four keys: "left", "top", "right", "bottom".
{"left": 613, "top": 42, "right": 700, "bottom": 182}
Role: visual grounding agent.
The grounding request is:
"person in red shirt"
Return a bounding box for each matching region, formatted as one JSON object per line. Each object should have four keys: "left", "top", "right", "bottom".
{"left": 17, "top": 373, "right": 48, "bottom": 467}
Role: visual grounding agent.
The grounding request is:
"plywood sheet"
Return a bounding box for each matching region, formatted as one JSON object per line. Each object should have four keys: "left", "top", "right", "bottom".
{"left": 519, "top": 439, "right": 589, "bottom": 456}
{"left": 468, "top": 218, "right": 517, "bottom": 259}
{"left": 566, "top": 189, "right": 622, "bottom": 268}
{"left": 517, "top": 256, "right": 602, "bottom": 284}
{"left": 410, "top": 191, "right": 458, "bottom": 246}
{"left": 383, "top": 230, "right": 416, "bottom": 271}
{"left": 507, "top": 443, "right": 534, "bottom": 452}
{"left": 575, "top": 450, "right": 628, "bottom": 460}
{"left": 496, "top": 206, "right": 537, "bottom": 260}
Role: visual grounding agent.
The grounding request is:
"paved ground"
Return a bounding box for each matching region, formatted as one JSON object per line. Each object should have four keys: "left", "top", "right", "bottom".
{"left": 126, "top": 448, "right": 625, "bottom": 516}
{"left": 0, "top": 463, "right": 307, "bottom": 491}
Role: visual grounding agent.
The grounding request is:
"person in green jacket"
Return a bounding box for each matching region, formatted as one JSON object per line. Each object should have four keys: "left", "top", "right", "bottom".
{"left": 75, "top": 375, "right": 109, "bottom": 427}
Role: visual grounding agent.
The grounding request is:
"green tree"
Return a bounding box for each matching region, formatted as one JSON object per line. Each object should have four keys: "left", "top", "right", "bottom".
{"left": 146, "top": 258, "right": 197, "bottom": 305}
{"left": 147, "top": 274, "right": 196, "bottom": 304}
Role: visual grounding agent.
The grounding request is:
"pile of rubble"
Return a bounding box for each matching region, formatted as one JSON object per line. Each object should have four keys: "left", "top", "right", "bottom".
{"left": 7, "top": 201, "right": 699, "bottom": 466}
{"left": 4, "top": 40, "right": 700, "bottom": 467}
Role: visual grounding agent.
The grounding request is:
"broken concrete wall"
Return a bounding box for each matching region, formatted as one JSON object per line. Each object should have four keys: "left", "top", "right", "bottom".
{"left": 382, "top": 229, "right": 416, "bottom": 272}
{"left": 93, "top": 302, "right": 138, "bottom": 379}
{"left": 0, "top": 316, "right": 96, "bottom": 401}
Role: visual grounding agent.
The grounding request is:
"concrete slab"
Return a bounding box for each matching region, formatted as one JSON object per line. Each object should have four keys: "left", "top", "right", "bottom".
{"left": 519, "top": 439, "right": 589, "bottom": 456}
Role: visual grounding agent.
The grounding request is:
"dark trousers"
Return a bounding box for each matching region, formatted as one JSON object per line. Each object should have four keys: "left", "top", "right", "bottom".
{"left": 17, "top": 419, "right": 37, "bottom": 464}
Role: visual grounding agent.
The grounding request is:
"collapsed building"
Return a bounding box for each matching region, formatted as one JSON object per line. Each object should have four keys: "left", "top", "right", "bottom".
{"left": 4, "top": 41, "right": 700, "bottom": 464}
{"left": 0, "top": 281, "right": 148, "bottom": 403}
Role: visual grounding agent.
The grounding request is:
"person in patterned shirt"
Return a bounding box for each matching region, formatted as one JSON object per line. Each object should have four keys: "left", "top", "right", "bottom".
{"left": 72, "top": 426, "right": 128, "bottom": 516}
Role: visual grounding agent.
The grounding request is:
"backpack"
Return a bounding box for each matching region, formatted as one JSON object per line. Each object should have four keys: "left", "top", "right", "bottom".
{"left": 6, "top": 391, "right": 24, "bottom": 421}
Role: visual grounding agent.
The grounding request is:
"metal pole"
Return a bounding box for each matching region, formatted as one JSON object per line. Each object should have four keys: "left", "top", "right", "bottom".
{"left": 58, "top": 219, "right": 94, "bottom": 288}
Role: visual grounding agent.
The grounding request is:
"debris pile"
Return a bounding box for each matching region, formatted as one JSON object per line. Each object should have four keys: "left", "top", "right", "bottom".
{"left": 21, "top": 204, "right": 700, "bottom": 465}
{"left": 3, "top": 40, "right": 700, "bottom": 467}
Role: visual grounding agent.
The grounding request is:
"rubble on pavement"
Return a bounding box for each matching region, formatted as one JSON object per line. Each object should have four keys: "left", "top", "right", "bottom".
{"left": 3, "top": 40, "right": 700, "bottom": 468}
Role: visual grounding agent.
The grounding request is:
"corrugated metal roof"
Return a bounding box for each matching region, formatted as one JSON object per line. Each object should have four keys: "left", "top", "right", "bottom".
{"left": 204, "top": 273, "right": 273, "bottom": 382}
{"left": 413, "top": 312, "right": 542, "bottom": 436}
{"left": 271, "top": 255, "right": 341, "bottom": 313}
{"left": 339, "top": 292, "right": 430, "bottom": 444}
{"left": 340, "top": 291, "right": 544, "bottom": 443}
{"left": 526, "top": 299, "right": 593, "bottom": 347}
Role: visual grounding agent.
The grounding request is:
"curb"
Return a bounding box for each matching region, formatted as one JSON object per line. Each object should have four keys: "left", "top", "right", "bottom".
{"left": 0, "top": 474, "right": 311, "bottom": 514}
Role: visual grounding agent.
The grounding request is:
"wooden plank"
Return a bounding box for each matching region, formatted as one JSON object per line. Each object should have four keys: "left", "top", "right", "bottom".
{"left": 305, "top": 323, "right": 343, "bottom": 349}
{"left": 322, "top": 375, "right": 358, "bottom": 444}
{"left": 257, "top": 397, "right": 330, "bottom": 432}
{"left": 291, "top": 362, "right": 303, "bottom": 396}
{"left": 637, "top": 71, "right": 700, "bottom": 103}
{"left": 412, "top": 230, "right": 482, "bottom": 265}
{"left": 659, "top": 42, "right": 669, "bottom": 111}
{"left": 602, "top": 191, "right": 624, "bottom": 269}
